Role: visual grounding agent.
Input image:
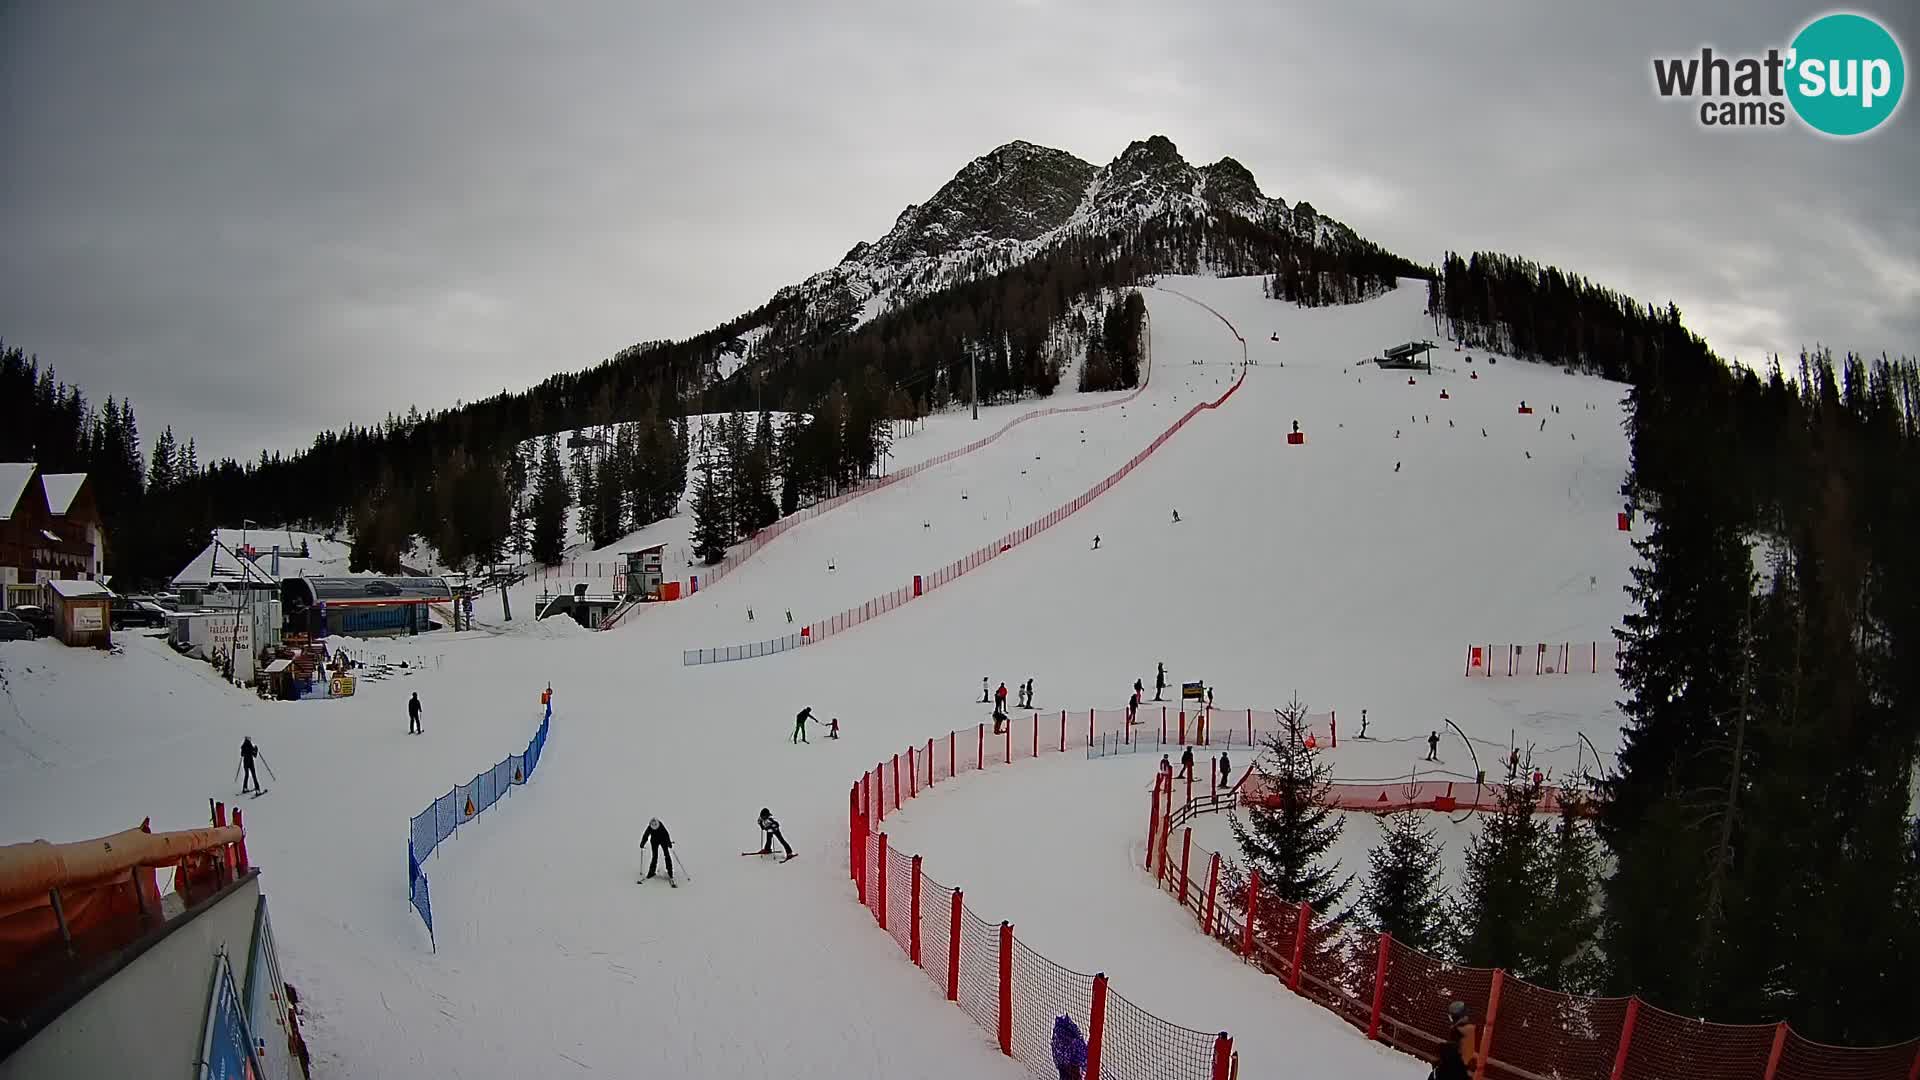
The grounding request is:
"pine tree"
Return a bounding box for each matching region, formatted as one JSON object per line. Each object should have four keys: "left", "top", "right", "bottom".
{"left": 1360, "top": 808, "right": 1448, "bottom": 952}
{"left": 1535, "top": 796, "right": 1603, "bottom": 992}
{"left": 1229, "top": 697, "right": 1352, "bottom": 921}
{"left": 529, "top": 435, "right": 570, "bottom": 565}
{"left": 688, "top": 456, "right": 730, "bottom": 565}
{"left": 1452, "top": 773, "right": 1550, "bottom": 972}
{"left": 148, "top": 427, "right": 178, "bottom": 494}
{"left": 572, "top": 439, "right": 598, "bottom": 543}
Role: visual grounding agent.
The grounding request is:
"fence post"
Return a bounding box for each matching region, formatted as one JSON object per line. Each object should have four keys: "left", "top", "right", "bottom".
{"left": 893, "top": 754, "right": 901, "bottom": 810}
{"left": 1247, "top": 708, "right": 1253, "bottom": 745}
{"left": 1762, "top": 1023, "right": 1789, "bottom": 1080}
{"left": 1203, "top": 853, "right": 1221, "bottom": 934}
{"left": 1331, "top": 710, "right": 1337, "bottom": 748}
{"left": 978, "top": 723, "right": 984, "bottom": 770}
{"left": 1180, "top": 709, "right": 1187, "bottom": 744}
{"left": 1289, "top": 902, "right": 1312, "bottom": 991}
{"left": 850, "top": 786, "right": 862, "bottom": 898}
{"left": 1060, "top": 710, "right": 1066, "bottom": 752}
{"left": 1087, "top": 972, "right": 1108, "bottom": 1080}
{"left": 1145, "top": 773, "right": 1162, "bottom": 872}
{"left": 997, "top": 922, "right": 1014, "bottom": 1057}
{"left": 1004, "top": 721, "right": 1012, "bottom": 764}
{"left": 877, "top": 837, "right": 889, "bottom": 930}
{"left": 949, "top": 730, "right": 956, "bottom": 778}
{"left": 1242, "top": 870, "right": 1260, "bottom": 957}
{"left": 1608, "top": 997, "right": 1640, "bottom": 1080}
{"left": 1211, "top": 1033, "right": 1233, "bottom": 1080}
{"left": 927, "top": 739, "right": 935, "bottom": 787}
{"left": 1033, "top": 714, "right": 1038, "bottom": 759}
{"left": 1179, "top": 829, "right": 1193, "bottom": 905}
{"left": 1088, "top": 708, "right": 1095, "bottom": 748}
{"left": 943, "top": 888, "right": 965, "bottom": 1003}
{"left": 908, "top": 747, "right": 917, "bottom": 798}
{"left": 1157, "top": 787, "right": 1173, "bottom": 884}
{"left": 909, "top": 855, "right": 923, "bottom": 966}
{"left": 1473, "top": 969, "right": 1505, "bottom": 1080}
{"left": 1368, "top": 932, "right": 1391, "bottom": 1040}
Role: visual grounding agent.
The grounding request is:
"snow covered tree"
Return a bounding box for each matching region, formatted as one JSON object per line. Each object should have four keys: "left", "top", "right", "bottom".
{"left": 1229, "top": 696, "right": 1351, "bottom": 919}
{"left": 1360, "top": 808, "right": 1448, "bottom": 952}
{"left": 529, "top": 435, "right": 570, "bottom": 566}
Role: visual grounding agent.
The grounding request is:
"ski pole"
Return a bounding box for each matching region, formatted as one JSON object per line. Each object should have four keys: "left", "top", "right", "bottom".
{"left": 258, "top": 752, "right": 279, "bottom": 782}
{"left": 234, "top": 760, "right": 243, "bottom": 785}
{"left": 675, "top": 850, "right": 693, "bottom": 883}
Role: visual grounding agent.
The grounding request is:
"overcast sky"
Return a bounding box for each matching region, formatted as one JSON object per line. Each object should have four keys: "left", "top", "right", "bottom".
{"left": 3, "top": 1, "right": 1915, "bottom": 461}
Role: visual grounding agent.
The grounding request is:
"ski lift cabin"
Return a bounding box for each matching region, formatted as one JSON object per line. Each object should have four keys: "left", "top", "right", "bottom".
{"left": 1374, "top": 341, "right": 1437, "bottom": 371}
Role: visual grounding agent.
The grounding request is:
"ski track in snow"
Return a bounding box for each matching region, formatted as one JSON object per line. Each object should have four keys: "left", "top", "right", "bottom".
{"left": 0, "top": 275, "right": 1635, "bottom": 1078}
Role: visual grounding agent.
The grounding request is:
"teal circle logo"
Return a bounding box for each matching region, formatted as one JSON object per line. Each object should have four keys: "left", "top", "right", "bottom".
{"left": 1787, "top": 13, "right": 1905, "bottom": 136}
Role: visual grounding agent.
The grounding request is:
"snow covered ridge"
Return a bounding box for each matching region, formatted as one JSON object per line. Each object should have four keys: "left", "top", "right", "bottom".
{"left": 681, "top": 349, "right": 1244, "bottom": 661}
{"left": 852, "top": 709, "right": 1238, "bottom": 1078}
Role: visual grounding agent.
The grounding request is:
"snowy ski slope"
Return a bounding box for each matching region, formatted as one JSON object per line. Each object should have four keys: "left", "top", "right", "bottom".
{"left": 0, "top": 275, "right": 1635, "bottom": 1078}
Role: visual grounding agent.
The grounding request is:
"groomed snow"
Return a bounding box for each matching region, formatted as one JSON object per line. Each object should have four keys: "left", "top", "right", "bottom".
{"left": 0, "top": 275, "right": 1634, "bottom": 1078}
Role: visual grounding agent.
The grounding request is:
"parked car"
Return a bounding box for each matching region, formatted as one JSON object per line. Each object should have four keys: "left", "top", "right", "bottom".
{"left": 9, "top": 605, "right": 54, "bottom": 638}
{"left": 110, "top": 597, "right": 168, "bottom": 629}
{"left": 0, "top": 611, "right": 35, "bottom": 641}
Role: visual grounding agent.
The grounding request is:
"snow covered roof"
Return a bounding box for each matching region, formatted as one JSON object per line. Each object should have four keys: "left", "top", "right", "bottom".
{"left": 0, "top": 463, "right": 36, "bottom": 521}
{"left": 39, "top": 473, "right": 86, "bottom": 515}
{"left": 46, "top": 578, "right": 111, "bottom": 600}
{"left": 171, "top": 541, "right": 279, "bottom": 589}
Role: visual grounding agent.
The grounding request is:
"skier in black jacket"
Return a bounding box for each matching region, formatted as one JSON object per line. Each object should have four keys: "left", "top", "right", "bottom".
{"left": 407, "top": 692, "right": 423, "bottom": 734}
{"left": 239, "top": 737, "right": 261, "bottom": 793}
{"left": 793, "top": 707, "right": 812, "bottom": 744}
{"left": 640, "top": 817, "right": 675, "bottom": 883}
{"left": 756, "top": 808, "right": 794, "bottom": 858}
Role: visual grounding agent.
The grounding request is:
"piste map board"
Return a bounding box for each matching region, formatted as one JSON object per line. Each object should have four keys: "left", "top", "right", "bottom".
{"left": 1181, "top": 681, "right": 1205, "bottom": 702}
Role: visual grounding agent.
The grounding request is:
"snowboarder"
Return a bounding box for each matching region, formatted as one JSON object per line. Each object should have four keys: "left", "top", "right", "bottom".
{"left": 793, "top": 707, "right": 813, "bottom": 744}
{"left": 1171, "top": 509, "right": 1180, "bottom": 523}
{"left": 1434, "top": 1000, "right": 1480, "bottom": 1080}
{"left": 1155, "top": 663, "right": 1166, "bottom": 701}
{"left": 640, "top": 817, "right": 675, "bottom": 884}
{"left": 995, "top": 682, "right": 1008, "bottom": 713}
{"left": 239, "top": 737, "right": 261, "bottom": 793}
{"left": 1180, "top": 746, "right": 1194, "bottom": 781}
{"left": 1426, "top": 730, "right": 1440, "bottom": 762}
{"left": 408, "top": 692, "right": 423, "bottom": 735}
{"left": 1052, "top": 1014, "right": 1089, "bottom": 1080}
{"left": 755, "top": 808, "right": 795, "bottom": 858}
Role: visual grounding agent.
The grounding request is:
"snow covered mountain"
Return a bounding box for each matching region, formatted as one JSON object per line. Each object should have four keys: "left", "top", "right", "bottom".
{"left": 755, "top": 135, "right": 1373, "bottom": 338}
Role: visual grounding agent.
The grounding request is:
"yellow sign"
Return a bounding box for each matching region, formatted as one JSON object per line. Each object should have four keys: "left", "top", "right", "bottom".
{"left": 329, "top": 675, "right": 356, "bottom": 698}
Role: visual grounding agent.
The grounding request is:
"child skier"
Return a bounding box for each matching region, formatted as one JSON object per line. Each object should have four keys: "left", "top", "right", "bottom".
{"left": 755, "top": 808, "right": 795, "bottom": 859}
{"left": 640, "top": 817, "right": 676, "bottom": 885}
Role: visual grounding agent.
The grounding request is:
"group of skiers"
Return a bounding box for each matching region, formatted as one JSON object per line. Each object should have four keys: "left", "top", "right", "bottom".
{"left": 635, "top": 808, "right": 796, "bottom": 887}
{"left": 791, "top": 706, "right": 840, "bottom": 743}
{"left": 982, "top": 678, "right": 1036, "bottom": 733}
{"left": 1160, "top": 746, "right": 1234, "bottom": 790}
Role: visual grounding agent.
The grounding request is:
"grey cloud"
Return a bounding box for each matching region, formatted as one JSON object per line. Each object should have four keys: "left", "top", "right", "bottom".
{"left": 1, "top": 0, "right": 1914, "bottom": 460}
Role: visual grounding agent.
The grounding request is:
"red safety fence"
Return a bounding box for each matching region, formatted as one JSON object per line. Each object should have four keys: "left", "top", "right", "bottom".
{"left": 1466, "top": 641, "right": 1622, "bottom": 677}
{"left": 686, "top": 360, "right": 1249, "bottom": 664}
{"left": 849, "top": 709, "right": 1235, "bottom": 1079}
{"left": 1146, "top": 776, "right": 1920, "bottom": 1080}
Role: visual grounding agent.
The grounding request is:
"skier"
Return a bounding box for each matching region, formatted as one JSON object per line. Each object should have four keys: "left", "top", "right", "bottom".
{"left": 748, "top": 607, "right": 755, "bottom": 621}
{"left": 793, "top": 707, "right": 813, "bottom": 744}
{"left": 1133, "top": 678, "right": 1144, "bottom": 700}
{"left": 1540, "top": 417, "right": 1547, "bottom": 432}
{"left": 995, "top": 682, "right": 1008, "bottom": 714}
{"left": 1171, "top": 509, "right": 1180, "bottom": 523}
{"left": 981, "top": 677, "right": 990, "bottom": 703}
{"left": 639, "top": 817, "right": 676, "bottom": 885}
{"left": 1218, "top": 751, "right": 1232, "bottom": 790}
{"left": 1426, "top": 730, "right": 1440, "bottom": 762}
{"left": 1155, "top": 662, "right": 1166, "bottom": 701}
{"left": 1052, "top": 1014, "right": 1089, "bottom": 1080}
{"left": 239, "top": 737, "right": 261, "bottom": 793}
{"left": 1092, "top": 535, "right": 1101, "bottom": 550}
{"left": 408, "top": 692, "right": 423, "bottom": 735}
{"left": 1206, "top": 686, "right": 1213, "bottom": 710}
{"left": 1434, "top": 1000, "right": 1479, "bottom": 1080}
{"left": 1395, "top": 462, "right": 1402, "bottom": 473}
{"left": 992, "top": 704, "right": 1009, "bottom": 735}
{"left": 786, "top": 610, "right": 792, "bottom": 624}
{"left": 826, "top": 717, "right": 840, "bottom": 739}
{"left": 1180, "top": 746, "right": 1194, "bottom": 781}
{"left": 1358, "top": 708, "right": 1370, "bottom": 739}
{"left": 755, "top": 808, "right": 795, "bottom": 859}
{"left": 1126, "top": 689, "right": 1141, "bottom": 725}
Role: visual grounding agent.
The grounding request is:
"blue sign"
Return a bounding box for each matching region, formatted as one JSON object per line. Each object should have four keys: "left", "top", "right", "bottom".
{"left": 200, "top": 954, "right": 258, "bottom": 1080}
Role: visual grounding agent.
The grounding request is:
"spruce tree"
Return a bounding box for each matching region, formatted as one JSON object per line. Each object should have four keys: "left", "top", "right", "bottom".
{"left": 529, "top": 435, "right": 570, "bottom": 566}
{"left": 1228, "top": 697, "right": 1352, "bottom": 922}
{"left": 1452, "top": 772, "right": 1550, "bottom": 972}
{"left": 1535, "top": 796, "right": 1603, "bottom": 992}
{"left": 1360, "top": 808, "right": 1448, "bottom": 952}
{"left": 688, "top": 457, "right": 730, "bottom": 565}
{"left": 572, "top": 440, "right": 598, "bottom": 544}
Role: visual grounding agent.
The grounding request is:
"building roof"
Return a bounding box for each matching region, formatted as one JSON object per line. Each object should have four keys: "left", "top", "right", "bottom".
{"left": 39, "top": 473, "right": 86, "bottom": 515}
{"left": 46, "top": 578, "right": 112, "bottom": 599}
{"left": 294, "top": 576, "right": 452, "bottom": 603}
{"left": 0, "top": 463, "right": 36, "bottom": 522}
{"left": 172, "top": 541, "right": 279, "bottom": 589}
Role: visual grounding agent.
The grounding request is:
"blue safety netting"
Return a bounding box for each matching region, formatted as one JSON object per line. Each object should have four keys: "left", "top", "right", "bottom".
{"left": 406, "top": 698, "right": 551, "bottom": 946}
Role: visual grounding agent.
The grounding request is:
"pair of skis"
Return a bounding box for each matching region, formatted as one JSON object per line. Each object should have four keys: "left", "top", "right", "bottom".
{"left": 742, "top": 850, "right": 799, "bottom": 863}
